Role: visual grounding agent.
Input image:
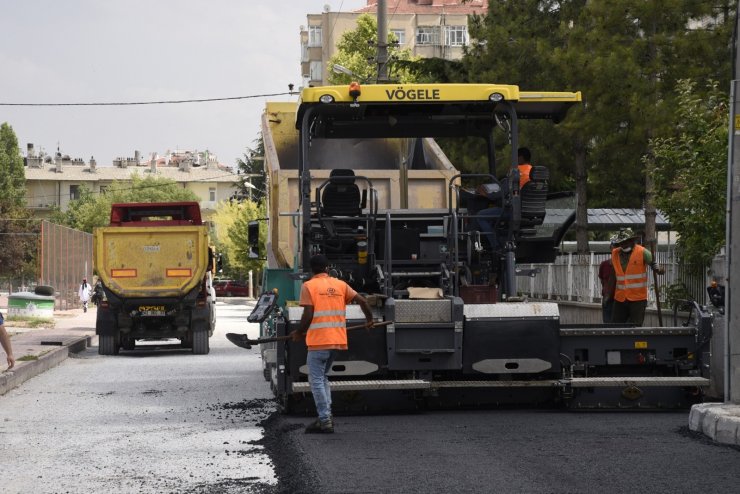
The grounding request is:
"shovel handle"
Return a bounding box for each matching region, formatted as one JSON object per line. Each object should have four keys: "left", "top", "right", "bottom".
{"left": 249, "top": 320, "right": 393, "bottom": 346}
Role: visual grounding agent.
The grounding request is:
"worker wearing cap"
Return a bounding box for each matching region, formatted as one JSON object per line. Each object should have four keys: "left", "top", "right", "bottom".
{"left": 610, "top": 228, "right": 664, "bottom": 326}
{"left": 291, "top": 254, "right": 374, "bottom": 434}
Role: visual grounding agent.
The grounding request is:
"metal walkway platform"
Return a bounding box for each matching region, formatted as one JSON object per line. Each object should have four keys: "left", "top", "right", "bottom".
{"left": 291, "top": 376, "right": 710, "bottom": 393}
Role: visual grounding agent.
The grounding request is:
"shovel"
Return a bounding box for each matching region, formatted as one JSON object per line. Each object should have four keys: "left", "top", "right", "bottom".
{"left": 226, "top": 320, "right": 393, "bottom": 350}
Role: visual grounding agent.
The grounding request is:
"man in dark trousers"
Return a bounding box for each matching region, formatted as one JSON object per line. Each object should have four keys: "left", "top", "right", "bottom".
{"left": 610, "top": 228, "right": 664, "bottom": 326}
{"left": 598, "top": 236, "right": 618, "bottom": 323}
{"left": 291, "top": 254, "right": 374, "bottom": 433}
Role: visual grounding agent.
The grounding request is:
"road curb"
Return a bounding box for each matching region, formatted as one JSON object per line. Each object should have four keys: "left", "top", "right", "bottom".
{"left": 0, "top": 335, "right": 90, "bottom": 396}
{"left": 689, "top": 403, "right": 740, "bottom": 446}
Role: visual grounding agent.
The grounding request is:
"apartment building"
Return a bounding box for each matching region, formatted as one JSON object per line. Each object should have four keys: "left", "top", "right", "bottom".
{"left": 23, "top": 144, "right": 239, "bottom": 219}
{"left": 301, "top": 0, "right": 489, "bottom": 86}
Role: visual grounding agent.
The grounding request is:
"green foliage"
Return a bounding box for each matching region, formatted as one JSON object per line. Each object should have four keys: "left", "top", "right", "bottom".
{"left": 235, "top": 136, "right": 266, "bottom": 203}
{"left": 328, "top": 14, "right": 420, "bottom": 84}
{"left": 0, "top": 123, "right": 37, "bottom": 281}
{"left": 54, "top": 173, "right": 199, "bottom": 233}
{"left": 648, "top": 79, "right": 728, "bottom": 266}
{"left": 0, "top": 122, "right": 26, "bottom": 212}
{"left": 459, "top": 1, "right": 733, "bottom": 204}
{"left": 227, "top": 200, "right": 266, "bottom": 277}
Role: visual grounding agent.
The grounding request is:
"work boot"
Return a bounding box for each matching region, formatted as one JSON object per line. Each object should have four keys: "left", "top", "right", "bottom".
{"left": 304, "top": 418, "right": 334, "bottom": 434}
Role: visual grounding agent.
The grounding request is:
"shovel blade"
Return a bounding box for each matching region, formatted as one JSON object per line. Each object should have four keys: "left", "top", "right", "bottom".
{"left": 226, "top": 332, "right": 254, "bottom": 350}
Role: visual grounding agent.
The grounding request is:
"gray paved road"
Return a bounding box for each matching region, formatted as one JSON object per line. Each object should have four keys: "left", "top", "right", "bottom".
{"left": 269, "top": 408, "right": 740, "bottom": 494}
{"left": 0, "top": 299, "right": 277, "bottom": 494}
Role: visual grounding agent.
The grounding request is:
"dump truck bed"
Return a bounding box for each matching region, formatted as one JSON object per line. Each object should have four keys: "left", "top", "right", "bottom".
{"left": 94, "top": 225, "right": 209, "bottom": 299}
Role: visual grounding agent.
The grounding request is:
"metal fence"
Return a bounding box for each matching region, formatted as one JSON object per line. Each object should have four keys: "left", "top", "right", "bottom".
{"left": 520, "top": 251, "right": 709, "bottom": 308}
{"left": 39, "top": 221, "right": 93, "bottom": 310}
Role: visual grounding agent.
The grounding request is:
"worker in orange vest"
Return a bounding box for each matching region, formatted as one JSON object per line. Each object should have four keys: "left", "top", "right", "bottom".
{"left": 516, "top": 146, "right": 532, "bottom": 189}
{"left": 610, "top": 228, "right": 664, "bottom": 326}
{"left": 472, "top": 146, "right": 534, "bottom": 252}
{"left": 291, "top": 254, "right": 374, "bottom": 433}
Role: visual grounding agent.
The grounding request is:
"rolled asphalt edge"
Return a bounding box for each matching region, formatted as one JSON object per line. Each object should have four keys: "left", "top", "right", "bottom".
{"left": 2, "top": 299, "right": 740, "bottom": 447}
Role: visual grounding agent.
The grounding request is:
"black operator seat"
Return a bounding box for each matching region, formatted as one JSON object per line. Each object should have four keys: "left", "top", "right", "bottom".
{"left": 322, "top": 168, "right": 362, "bottom": 217}
{"left": 520, "top": 165, "right": 549, "bottom": 227}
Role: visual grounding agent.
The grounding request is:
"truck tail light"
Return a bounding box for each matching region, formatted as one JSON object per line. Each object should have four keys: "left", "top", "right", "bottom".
{"left": 111, "top": 269, "right": 137, "bottom": 278}
{"left": 166, "top": 268, "right": 192, "bottom": 277}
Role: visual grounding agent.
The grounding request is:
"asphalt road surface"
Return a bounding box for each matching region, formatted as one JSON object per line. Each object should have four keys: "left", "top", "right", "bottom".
{"left": 1, "top": 298, "right": 277, "bottom": 493}
{"left": 271, "top": 409, "right": 740, "bottom": 494}
{"left": 4, "top": 298, "right": 740, "bottom": 494}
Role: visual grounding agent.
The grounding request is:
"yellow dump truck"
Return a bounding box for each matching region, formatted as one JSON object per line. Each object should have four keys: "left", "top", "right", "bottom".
{"left": 93, "top": 202, "right": 216, "bottom": 355}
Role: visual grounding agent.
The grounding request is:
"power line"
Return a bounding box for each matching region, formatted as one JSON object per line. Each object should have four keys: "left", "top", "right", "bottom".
{"left": 0, "top": 91, "right": 296, "bottom": 107}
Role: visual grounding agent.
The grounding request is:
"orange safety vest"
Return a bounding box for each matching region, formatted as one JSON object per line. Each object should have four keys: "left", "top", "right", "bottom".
{"left": 612, "top": 244, "right": 648, "bottom": 302}
{"left": 303, "top": 274, "right": 350, "bottom": 350}
{"left": 518, "top": 163, "right": 532, "bottom": 188}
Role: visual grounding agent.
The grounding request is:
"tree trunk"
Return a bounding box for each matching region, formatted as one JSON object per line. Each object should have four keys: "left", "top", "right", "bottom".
{"left": 575, "top": 139, "right": 589, "bottom": 254}
{"left": 644, "top": 160, "right": 657, "bottom": 247}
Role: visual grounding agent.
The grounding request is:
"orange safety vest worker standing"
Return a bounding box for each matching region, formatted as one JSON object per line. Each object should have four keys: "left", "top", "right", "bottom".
{"left": 609, "top": 228, "right": 663, "bottom": 326}
{"left": 293, "top": 254, "right": 374, "bottom": 433}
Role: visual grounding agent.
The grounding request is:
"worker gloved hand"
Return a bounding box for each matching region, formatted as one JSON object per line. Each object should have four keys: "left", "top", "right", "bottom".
{"left": 365, "top": 319, "right": 375, "bottom": 330}
{"left": 653, "top": 264, "right": 665, "bottom": 275}
{"left": 289, "top": 330, "right": 304, "bottom": 342}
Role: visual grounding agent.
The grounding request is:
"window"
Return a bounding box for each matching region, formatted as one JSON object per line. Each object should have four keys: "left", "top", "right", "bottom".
{"left": 99, "top": 185, "right": 108, "bottom": 194}
{"left": 391, "top": 29, "right": 406, "bottom": 45}
{"left": 69, "top": 185, "right": 80, "bottom": 200}
{"left": 445, "top": 25, "right": 468, "bottom": 46}
{"left": 310, "top": 61, "right": 323, "bottom": 81}
{"left": 416, "top": 26, "right": 439, "bottom": 45}
{"left": 209, "top": 187, "right": 216, "bottom": 202}
{"left": 308, "top": 26, "right": 322, "bottom": 47}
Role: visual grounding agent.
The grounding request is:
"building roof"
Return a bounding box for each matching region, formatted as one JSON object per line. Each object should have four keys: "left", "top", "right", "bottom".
{"left": 544, "top": 208, "right": 672, "bottom": 231}
{"left": 354, "top": 0, "right": 489, "bottom": 15}
{"left": 24, "top": 164, "right": 239, "bottom": 184}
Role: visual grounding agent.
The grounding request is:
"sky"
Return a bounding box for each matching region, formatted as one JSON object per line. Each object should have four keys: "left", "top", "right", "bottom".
{"left": 0, "top": 0, "right": 367, "bottom": 169}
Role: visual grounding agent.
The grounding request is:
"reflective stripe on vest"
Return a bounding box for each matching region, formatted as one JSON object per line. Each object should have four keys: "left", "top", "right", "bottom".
{"left": 304, "top": 274, "right": 349, "bottom": 350}
{"left": 612, "top": 245, "right": 648, "bottom": 302}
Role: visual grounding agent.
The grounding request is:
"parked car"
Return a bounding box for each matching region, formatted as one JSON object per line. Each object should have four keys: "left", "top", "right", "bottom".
{"left": 214, "top": 280, "right": 249, "bottom": 297}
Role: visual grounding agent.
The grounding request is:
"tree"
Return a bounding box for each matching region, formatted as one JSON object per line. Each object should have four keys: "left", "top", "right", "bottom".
{"left": 462, "top": 1, "right": 733, "bottom": 251}
{"left": 648, "top": 79, "right": 728, "bottom": 267}
{"left": 0, "top": 122, "right": 36, "bottom": 284}
{"left": 328, "top": 14, "right": 419, "bottom": 84}
{"left": 227, "top": 200, "right": 266, "bottom": 278}
{"left": 54, "top": 174, "right": 199, "bottom": 232}
{"left": 235, "top": 136, "right": 267, "bottom": 203}
{"left": 0, "top": 122, "right": 26, "bottom": 211}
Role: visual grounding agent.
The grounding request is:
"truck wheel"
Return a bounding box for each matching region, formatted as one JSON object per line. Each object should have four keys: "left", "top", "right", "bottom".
{"left": 99, "top": 333, "right": 119, "bottom": 355}
{"left": 263, "top": 364, "right": 271, "bottom": 382}
{"left": 192, "top": 331, "right": 210, "bottom": 355}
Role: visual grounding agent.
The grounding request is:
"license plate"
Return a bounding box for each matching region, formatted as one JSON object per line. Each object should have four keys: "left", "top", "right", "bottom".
{"left": 139, "top": 305, "right": 166, "bottom": 317}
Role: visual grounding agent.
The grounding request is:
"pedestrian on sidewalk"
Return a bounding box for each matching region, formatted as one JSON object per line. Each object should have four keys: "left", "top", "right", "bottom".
{"left": 291, "top": 254, "right": 374, "bottom": 434}
{"left": 78, "top": 278, "right": 91, "bottom": 313}
{"left": 0, "top": 311, "right": 15, "bottom": 370}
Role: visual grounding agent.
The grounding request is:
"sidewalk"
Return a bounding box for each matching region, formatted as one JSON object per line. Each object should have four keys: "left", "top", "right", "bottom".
{"left": 1, "top": 302, "right": 96, "bottom": 395}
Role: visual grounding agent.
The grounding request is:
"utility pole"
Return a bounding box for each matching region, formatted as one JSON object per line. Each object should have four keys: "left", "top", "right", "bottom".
{"left": 724, "top": 0, "right": 740, "bottom": 403}
{"left": 377, "top": 0, "right": 389, "bottom": 82}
